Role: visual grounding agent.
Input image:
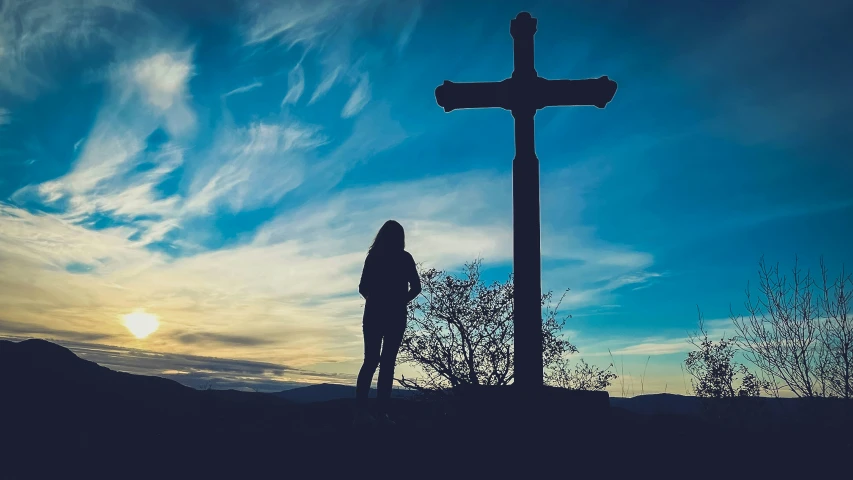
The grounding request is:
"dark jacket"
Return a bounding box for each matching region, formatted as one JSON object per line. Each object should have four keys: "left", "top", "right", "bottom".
{"left": 359, "top": 249, "right": 421, "bottom": 322}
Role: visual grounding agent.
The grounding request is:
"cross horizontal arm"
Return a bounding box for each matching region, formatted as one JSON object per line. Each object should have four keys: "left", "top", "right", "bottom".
{"left": 434, "top": 80, "right": 510, "bottom": 112}
{"left": 535, "top": 75, "right": 618, "bottom": 109}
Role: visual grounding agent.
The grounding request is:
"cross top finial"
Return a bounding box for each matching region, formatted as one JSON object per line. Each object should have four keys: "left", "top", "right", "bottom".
{"left": 510, "top": 11, "right": 537, "bottom": 37}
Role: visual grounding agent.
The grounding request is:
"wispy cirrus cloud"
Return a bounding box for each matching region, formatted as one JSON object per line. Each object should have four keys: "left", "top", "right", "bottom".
{"left": 240, "top": 0, "right": 420, "bottom": 110}
{"left": 579, "top": 317, "right": 736, "bottom": 359}
{"left": 610, "top": 340, "right": 690, "bottom": 356}
{"left": 184, "top": 121, "right": 326, "bottom": 215}
{"left": 309, "top": 66, "right": 340, "bottom": 104}
{"left": 241, "top": 0, "right": 366, "bottom": 105}
{"left": 223, "top": 81, "right": 263, "bottom": 98}
{"left": 341, "top": 73, "right": 370, "bottom": 118}
{"left": 281, "top": 65, "right": 305, "bottom": 105}
{"left": 252, "top": 170, "right": 515, "bottom": 267}
{"left": 11, "top": 49, "right": 196, "bottom": 245}
{"left": 536, "top": 160, "right": 662, "bottom": 308}
{"left": 241, "top": 0, "right": 359, "bottom": 47}
{"left": 11, "top": 48, "right": 409, "bottom": 259}
{"left": 17, "top": 134, "right": 184, "bottom": 225}
{"left": 112, "top": 49, "right": 197, "bottom": 136}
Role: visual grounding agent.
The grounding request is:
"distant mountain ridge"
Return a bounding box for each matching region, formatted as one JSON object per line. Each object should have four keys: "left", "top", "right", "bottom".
{"left": 0, "top": 338, "right": 300, "bottom": 438}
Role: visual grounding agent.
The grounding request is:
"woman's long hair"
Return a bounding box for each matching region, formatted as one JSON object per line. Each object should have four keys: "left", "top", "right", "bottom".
{"left": 369, "top": 220, "right": 405, "bottom": 254}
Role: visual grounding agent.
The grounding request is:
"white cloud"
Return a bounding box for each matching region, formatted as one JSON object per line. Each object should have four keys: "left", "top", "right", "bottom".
{"left": 610, "top": 340, "right": 690, "bottom": 356}
{"left": 113, "top": 50, "right": 196, "bottom": 136}
{"left": 543, "top": 256, "right": 659, "bottom": 309}
{"left": 130, "top": 51, "right": 192, "bottom": 110}
{"left": 253, "top": 171, "right": 514, "bottom": 268}
{"left": 0, "top": 202, "right": 151, "bottom": 274}
{"left": 13, "top": 130, "right": 185, "bottom": 245}
{"left": 11, "top": 47, "right": 196, "bottom": 246}
{"left": 341, "top": 73, "right": 370, "bottom": 118}
{"left": 223, "top": 81, "right": 263, "bottom": 98}
{"left": 62, "top": 124, "right": 146, "bottom": 196}
{"left": 0, "top": 108, "right": 10, "bottom": 125}
{"left": 281, "top": 64, "right": 305, "bottom": 105}
{"left": 579, "top": 317, "right": 736, "bottom": 360}
{"left": 12, "top": 69, "right": 404, "bottom": 255}
{"left": 533, "top": 161, "right": 662, "bottom": 308}
{"left": 309, "top": 65, "right": 341, "bottom": 104}
{"left": 184, "top": 121, "right": 326, "bottom": 216}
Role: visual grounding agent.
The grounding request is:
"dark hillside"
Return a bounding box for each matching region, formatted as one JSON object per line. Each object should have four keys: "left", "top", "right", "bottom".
{"left": 1, "top": 339, "right": 850, "bottom": 478}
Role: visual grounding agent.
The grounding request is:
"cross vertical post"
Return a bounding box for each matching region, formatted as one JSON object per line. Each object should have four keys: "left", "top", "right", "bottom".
{"left": 510, "top": 13, "right": 543, "bottom": 390}
{"left": 434, "top": 12, "right": 618, "bottom": 392}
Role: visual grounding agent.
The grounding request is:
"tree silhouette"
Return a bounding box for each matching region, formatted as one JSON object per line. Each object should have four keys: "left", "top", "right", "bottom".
{"left": 396, "top": 259, "right": 614, "bottom": 393}
{"left": 732, "top": 256, "right": 853, "bottom": 398}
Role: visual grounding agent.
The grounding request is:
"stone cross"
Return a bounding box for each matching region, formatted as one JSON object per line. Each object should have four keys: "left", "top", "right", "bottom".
{"left": 434, "top": 12, "right": 618, "bottom": 390}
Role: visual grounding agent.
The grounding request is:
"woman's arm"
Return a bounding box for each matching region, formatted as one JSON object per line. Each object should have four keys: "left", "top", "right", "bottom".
{"left": 405, "top": 254, "right": 422, "bottom": 303}
{"left": 358, "top": 254, "right": 371, "bottom": 299}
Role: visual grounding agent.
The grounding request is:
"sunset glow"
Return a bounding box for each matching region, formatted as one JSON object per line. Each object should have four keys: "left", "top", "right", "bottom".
{"left": 122, "top": 311, "right": 160, "bottom": 339}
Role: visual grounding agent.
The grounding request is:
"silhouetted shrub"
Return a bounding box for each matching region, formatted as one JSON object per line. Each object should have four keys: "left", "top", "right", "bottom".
{"left": 686, "top": 308, "right": 766, "bottom": 399}
{"left": 397, "top": 259, "right": 615, "bottom": 393}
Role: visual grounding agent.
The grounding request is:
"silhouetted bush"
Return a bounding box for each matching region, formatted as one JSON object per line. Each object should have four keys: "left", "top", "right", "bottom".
{"left": 396, "top": 259, "right": 615, "bottom": 393}
{"left": 685, "top": 308, "right": 769, "bottom": 424}
{"left": 546, "top": 358, "right": 617, "bottom": 391}
{"left": 686, "top": 308, "right": 767, "bottom": 399}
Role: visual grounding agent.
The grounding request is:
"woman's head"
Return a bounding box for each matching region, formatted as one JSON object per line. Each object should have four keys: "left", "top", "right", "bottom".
{"left": 369, "top": 220, "right": 405, "bottom": 253}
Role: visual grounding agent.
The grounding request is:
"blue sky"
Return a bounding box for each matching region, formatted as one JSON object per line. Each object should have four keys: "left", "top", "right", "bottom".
{"left": 1, "top": 0, "right": 851, "bottom": 394}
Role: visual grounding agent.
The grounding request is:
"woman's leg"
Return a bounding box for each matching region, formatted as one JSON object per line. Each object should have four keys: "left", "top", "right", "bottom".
{"left": 376, "top": 318, "right": 406, "bottom": 415}
{"left": 356, "top": 321, "right": 382, "bottom": 412}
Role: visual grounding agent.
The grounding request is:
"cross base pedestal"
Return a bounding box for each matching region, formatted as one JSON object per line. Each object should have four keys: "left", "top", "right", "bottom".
{"left": 450, "top": 384, "right": 610, "bottom": 433}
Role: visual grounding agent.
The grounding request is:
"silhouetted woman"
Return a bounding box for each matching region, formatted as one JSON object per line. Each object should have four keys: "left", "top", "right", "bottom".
{"left": 354, "top": 220, "right": 421, "bottom": 427}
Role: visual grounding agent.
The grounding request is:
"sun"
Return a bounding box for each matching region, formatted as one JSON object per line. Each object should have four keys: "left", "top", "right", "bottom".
{"left": 122, "top": 310, "right": 160, "bottom": 339}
